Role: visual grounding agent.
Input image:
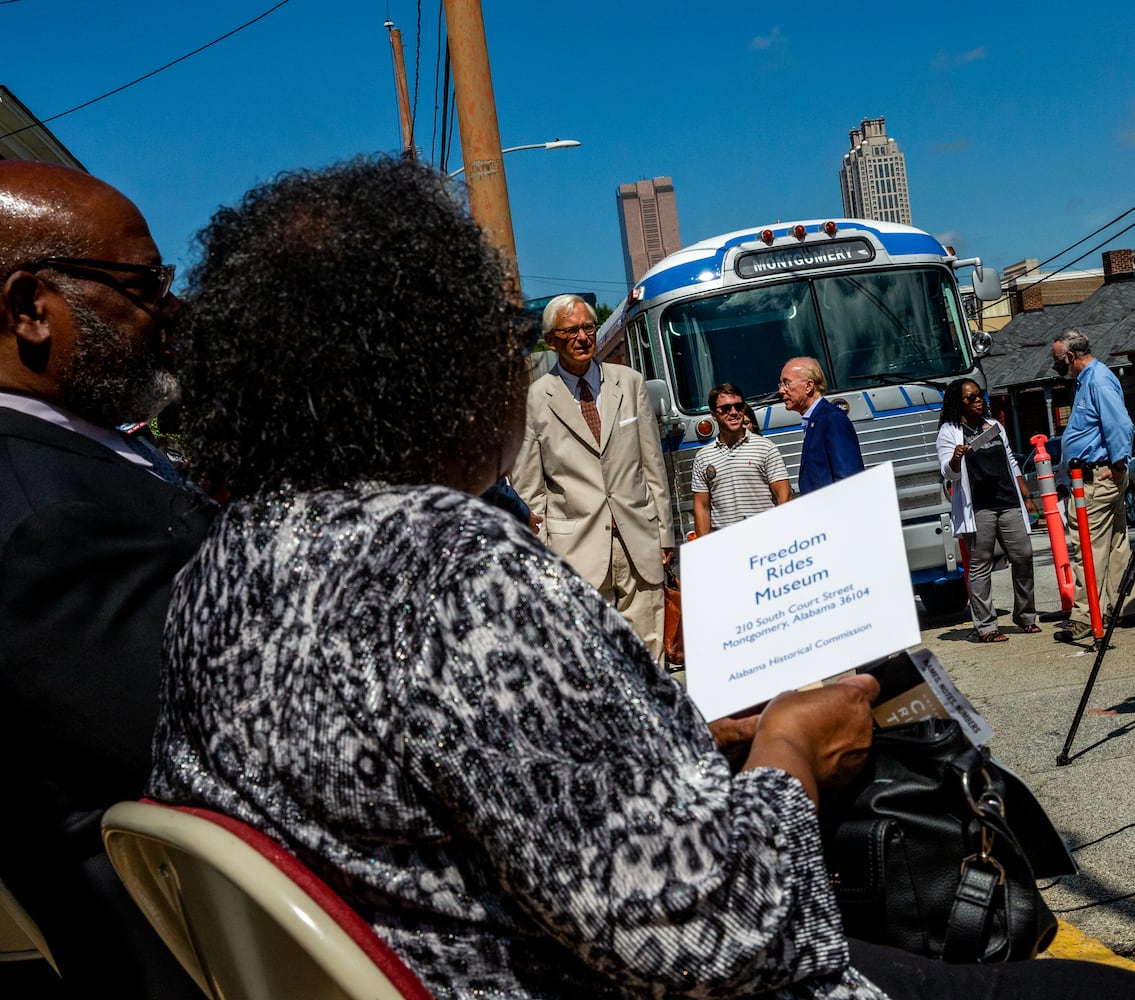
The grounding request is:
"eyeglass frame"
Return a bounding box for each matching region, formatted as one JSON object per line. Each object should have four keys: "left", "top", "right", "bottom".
{"left": 551, "top": 321, "right": 598, "bottom": 340}
{"left": 15, "top": 256, "right": 176, "bottom": 314}
{"left": 961, "top": 392, "right": 984, "bottom": 403}
{"left": 715, "top": 402, "right": 746, "bottom": 414}
{"left": 777, "top": 376, "right": 813, "bottom": 389}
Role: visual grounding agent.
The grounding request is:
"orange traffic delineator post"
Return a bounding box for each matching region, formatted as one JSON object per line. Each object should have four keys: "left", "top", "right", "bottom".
{"left": 1068, "top": 463, "right": 1105, "bottom": 641}
{"left": 1029, "top": 434, "right": 1075, "bottom": 612}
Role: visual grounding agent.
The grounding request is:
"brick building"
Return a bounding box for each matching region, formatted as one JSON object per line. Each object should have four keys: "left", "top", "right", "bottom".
{"left": 981, "top": 249, "right": 1135, "bottom": 454}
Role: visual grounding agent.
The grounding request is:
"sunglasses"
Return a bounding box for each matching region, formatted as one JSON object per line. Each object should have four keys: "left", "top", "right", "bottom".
{"left": 715, "top": 402, "right": 746, "bottom": 414}
{"left": 19, "top": 256, "right": 175, "bottom": 314}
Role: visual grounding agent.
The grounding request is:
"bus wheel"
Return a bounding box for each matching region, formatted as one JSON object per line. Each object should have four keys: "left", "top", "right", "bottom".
{"left": 915, "top": 579, "right": 968, "bottom": 616}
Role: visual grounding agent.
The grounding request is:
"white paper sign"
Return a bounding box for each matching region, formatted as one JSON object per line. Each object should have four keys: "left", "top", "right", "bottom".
{"left": 682, "top": 462, "right": 921, "bottom": 721}
{"left": 967, "top": 423, "right": 1001, "bottom": 450}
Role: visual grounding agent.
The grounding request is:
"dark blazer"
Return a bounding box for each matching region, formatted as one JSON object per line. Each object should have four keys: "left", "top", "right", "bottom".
{"left": 798, "top": 396, "right": 865, "bottom": 494}
{"left": 0, "top": 408, "right": 214, "bottom": 994}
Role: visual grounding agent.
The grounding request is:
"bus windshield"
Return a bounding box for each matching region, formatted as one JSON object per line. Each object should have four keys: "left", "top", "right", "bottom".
{"left": 662, "top": 266, "right": 970, "bottom": 411}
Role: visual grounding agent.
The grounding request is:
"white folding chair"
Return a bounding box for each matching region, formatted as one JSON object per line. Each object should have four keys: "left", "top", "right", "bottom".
{"left": 0, "top": 876, "right": 58, "bottom": 973}
{"left": 102, "top": 800, "right": 434, "bottom": 1000}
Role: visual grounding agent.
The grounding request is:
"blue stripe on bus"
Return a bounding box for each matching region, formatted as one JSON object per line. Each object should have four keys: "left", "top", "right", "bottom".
{"left": 661, "top": 401, "right": 943, "bottom": 451}
{"left": 637, "top": 225, "right": 948, "bottom": 302}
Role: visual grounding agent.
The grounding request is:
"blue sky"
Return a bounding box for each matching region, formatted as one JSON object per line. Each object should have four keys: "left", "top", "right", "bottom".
{"left": 4, "top": 1, "right": 1134, "bottom": 306}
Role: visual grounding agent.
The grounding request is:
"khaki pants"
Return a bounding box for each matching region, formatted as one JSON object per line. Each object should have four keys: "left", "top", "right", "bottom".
{"left": 600, "top": 532, "right": 665, "bottom": 662}
{"left": 1066, "top": 469, "right": 1132, "bottom": 618}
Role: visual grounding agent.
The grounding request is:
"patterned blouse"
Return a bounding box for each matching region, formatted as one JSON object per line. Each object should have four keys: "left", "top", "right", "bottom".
{"left": 149, "top": 484, "right": 887, "bottom": 1000}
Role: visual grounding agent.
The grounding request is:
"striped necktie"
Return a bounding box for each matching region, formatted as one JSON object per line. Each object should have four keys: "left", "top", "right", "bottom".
{"left": 579, "top": 380, "right": 601, "bottom": 444}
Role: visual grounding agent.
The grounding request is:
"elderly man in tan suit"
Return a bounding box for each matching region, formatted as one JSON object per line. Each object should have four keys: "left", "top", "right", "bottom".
{"left": 513, "top": 294, "right": 674, "bottom": 660}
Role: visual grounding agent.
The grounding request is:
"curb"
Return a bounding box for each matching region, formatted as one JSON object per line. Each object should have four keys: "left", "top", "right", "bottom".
{"left": 1042, "top": 919, "right": 1135, "bottom": 970}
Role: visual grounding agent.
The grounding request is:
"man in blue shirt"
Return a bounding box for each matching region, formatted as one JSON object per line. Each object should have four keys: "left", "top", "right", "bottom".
{"left": 1052, "top": 329, "right": 1134, "bottom": 626}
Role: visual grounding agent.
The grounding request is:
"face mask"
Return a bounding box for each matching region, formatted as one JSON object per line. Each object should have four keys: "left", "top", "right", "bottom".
{"left": 1052, "top": 356, "right": 1070, "bottom": 378}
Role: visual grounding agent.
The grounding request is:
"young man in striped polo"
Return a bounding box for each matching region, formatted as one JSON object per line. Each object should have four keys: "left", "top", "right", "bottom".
{"left": 691, "top": 383, "right": 790, "bottom": 536}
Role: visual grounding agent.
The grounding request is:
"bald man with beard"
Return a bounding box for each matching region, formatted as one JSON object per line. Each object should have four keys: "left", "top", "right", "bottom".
{"left": 0, "top": 162, "right": 212, "bottom": 997}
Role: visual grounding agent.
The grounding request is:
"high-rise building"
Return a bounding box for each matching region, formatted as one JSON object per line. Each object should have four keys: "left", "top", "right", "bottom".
{"left": 617, "top": 177, "right": 682, "bottom": 289}
{"left": 839, "top": 117, "right": 912, "bottom": 225}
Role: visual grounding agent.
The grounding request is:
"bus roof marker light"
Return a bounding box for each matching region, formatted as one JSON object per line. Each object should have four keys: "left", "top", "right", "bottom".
{"left": 793, "top": 225, "right": 807, "bottom": 240}
{"left": 761, "top": 229, "right": 775, "bottom": 244}
{"left": 824, "top": 221, "right": 838, "bottom": 237}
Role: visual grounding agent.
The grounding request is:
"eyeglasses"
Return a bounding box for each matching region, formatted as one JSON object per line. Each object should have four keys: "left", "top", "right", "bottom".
{"left": 552, "top": 322, "right": 598, "bottom": 340}
{"left": 19, "top": 256, "right": 175, "bottom": 313}
{"left": 778, "top": 377, "right": 811, "bottom": 388}
{"left": 961, "top": 392, "right": 984, "bottom": 403}
{"left": 715, "top": 402, "right": 746, "bottom": 414}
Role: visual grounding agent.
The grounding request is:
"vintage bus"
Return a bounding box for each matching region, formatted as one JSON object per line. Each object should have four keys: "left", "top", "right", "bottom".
{"left": 594, "top": 218, "right": 1002, "bottom": 614}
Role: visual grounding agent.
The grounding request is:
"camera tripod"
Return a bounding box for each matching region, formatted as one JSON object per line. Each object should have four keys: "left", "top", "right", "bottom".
{"left": 1056, "top": 545, "right": 1135, "bottom": 765}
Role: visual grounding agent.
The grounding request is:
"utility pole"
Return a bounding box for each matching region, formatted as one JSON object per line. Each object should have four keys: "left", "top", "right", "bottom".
{"left": 384, "top": 19, "right": 415, "bottom": 159}
{"left": 441, "top": 0, "right": 520, "bottom": 300}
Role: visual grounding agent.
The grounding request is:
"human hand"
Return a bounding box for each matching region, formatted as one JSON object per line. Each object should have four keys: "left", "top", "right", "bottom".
{"left": 742, "top": 674, "right": 879, "bottom": 803}
{"left": 661, "top": 547, "right": 674, "bottom": 566}
{"left": 529, "top": 512, "right": 544, "bottom": 534}
{"left": 709, "top": 710, "right": 761, "bottom": 772}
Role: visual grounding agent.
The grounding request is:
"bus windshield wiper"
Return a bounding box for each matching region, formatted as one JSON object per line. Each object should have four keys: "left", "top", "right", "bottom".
{"left": 750, "top": 389, "right": 784, "bottom": 406}
{"left": 846, "top": 372, "right": 949, "bottom": 390}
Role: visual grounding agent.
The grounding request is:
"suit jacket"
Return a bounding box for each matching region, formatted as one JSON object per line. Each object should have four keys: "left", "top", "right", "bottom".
{"left": 0, "top": 408, "right": 214, "bottom": 992}
{"left": 798, "top": 396, "right": 865, "bottom": 494}
{"left": 512, "top": 362, "right": 674, "bottom": 588}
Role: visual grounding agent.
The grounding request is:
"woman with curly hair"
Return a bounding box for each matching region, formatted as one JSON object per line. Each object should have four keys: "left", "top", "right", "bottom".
{"left": 936, "top": 378, "right": 1039, "bottom": 640}
{"left": 148, "top": 156, "right": 1132, "bottom": 999}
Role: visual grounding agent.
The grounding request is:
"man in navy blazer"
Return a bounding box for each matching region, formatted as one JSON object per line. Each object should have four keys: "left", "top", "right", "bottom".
{"left": 0, "top": 162, "right": 212, "bottom": 996}
{"left": 779, "top": 356, "right": 865, "bottom": 494}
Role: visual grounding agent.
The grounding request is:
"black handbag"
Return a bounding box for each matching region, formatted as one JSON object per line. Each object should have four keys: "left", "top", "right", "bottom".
{"left": 821, "top": 716, "right": 1073, "bottom": 963}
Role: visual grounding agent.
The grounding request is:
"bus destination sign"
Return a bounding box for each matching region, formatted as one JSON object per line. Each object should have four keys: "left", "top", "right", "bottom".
{"left": 735, "top": 238, "right": 875, "bottom": 279}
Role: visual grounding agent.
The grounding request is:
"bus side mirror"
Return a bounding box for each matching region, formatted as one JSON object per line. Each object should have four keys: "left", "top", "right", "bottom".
{"left": 645, "top": 379, "right": 672, "bottom": 418}
{"left": 971, "top": 264, "right": 1002, "bottom": 302}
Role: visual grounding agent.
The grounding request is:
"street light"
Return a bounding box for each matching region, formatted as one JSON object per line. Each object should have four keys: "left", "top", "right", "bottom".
{"left": 448, "top": 139, "right": 581, "bottom": 178}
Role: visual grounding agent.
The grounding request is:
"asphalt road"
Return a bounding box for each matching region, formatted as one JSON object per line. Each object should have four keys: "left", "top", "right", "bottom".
{"left": 915, "top": 527, "right": 1135, "bottom": 958}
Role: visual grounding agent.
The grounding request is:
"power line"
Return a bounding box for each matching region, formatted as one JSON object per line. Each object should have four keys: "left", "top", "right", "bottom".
{"left": 430, "top": 1, "right": 444, "bottom": 163}
{"left": 410, "top": 0, "right": 422, "bottom": 144}
{"left": 0, "top": 1, "right": 291, "bottom": 144}
{"left": 980, "top": 205, "right": 1135, "bottom": 317}
{"left": 521, "top": 274, "right": 628, "bottom": 289}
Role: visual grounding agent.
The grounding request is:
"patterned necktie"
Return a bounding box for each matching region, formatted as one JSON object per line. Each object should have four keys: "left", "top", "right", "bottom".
{"left": 120, "top": 430, "right": 183, "bottom": 485}
{"left": 579, "top": 380, "right": 601, "bottom": 444}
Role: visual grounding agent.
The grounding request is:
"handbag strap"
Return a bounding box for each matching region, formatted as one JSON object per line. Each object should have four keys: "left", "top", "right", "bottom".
{"left": 942, "top": 762, "right": 1014, "bottom": 962}
{"left": 942, "top": 858, "right": 1006, "bottom": 962}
